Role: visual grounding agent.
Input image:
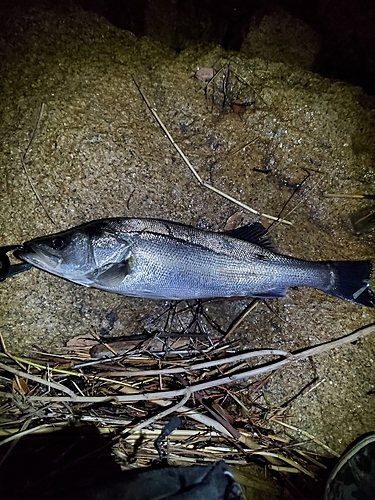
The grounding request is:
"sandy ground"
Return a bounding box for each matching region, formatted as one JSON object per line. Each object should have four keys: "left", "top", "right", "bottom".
{"left": 1, "top": 4, "right": 374, "bottom": 497}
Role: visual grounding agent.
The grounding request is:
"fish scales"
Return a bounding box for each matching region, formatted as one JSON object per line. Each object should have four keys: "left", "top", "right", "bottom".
{"left": 15, "top": 217, "right": 375, "bottom": 307}
{"left": 104, "top": 220, "right": 324, "bottom": 299}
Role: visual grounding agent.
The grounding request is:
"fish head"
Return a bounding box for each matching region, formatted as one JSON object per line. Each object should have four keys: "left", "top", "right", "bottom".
{"left": 15, "top": 228, "right": 96, "bottom": 281}
{"left": 15, "top": 223, "right": 135, "bottom": 288}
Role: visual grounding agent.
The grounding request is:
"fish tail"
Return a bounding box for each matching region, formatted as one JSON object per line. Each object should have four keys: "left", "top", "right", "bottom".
{"left": 322, "top": 261, "right": 375, "bottom": 307}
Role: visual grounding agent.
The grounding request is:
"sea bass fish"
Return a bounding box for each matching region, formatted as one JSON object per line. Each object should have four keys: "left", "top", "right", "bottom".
{"left": 15, "top": 218, "right": 375, "bottom": 307}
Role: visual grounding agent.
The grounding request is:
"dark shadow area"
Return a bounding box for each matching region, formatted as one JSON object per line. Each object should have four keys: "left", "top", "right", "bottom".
{"left": 0, "top": 0, "right": 374, "bottom": 94}
{"left": 0, "top": 426, "right": 123, "bottom": 500}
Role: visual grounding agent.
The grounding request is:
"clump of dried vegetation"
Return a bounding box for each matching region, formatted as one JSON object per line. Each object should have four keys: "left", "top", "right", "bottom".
{"left": 1, "top": 300, "right": 373, "bottom": 498}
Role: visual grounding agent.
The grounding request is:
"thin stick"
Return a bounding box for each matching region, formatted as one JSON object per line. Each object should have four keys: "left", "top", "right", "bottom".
{"left": 202, "top": 183, "right": 291, "bottom": 224}
{"left": 178, "top": 405, "right": 232, "bottom": 437}
{"left": 270, "top": 419, "right": 340, "bottom": 457}
{"left": 222, "top": 299, "right": 259, "bottom": 341}
{"left": 100, "top": 349, "right": 290, "bottom": 377}
{"left": 127, "top": 391, "right": 190, "bottom": 435}
{"left": 271, "top": 169, "right": 323, "bottom": 232}
{"left": 115, "top": 429, "right": 224, "bottom": 441}
{"left": 0, "top": 423, "right": 68, "bottom": 447}
{"left": 324, "top": 193, "right": 375, "bottom": 199}
{"left": 253, "top": 451, "right": 314, "bottom": 477}
{"left": 231, "top": 138, "right": 259, "bottom": 156}
{"left": 19, "top": 323, "right": 375, "bottom": 404}
{"left": 133, "top": 78, "right": 202, "bottom": 184}
{"left": 0, "top": 333, "right": 27, "bottom": 371}
{"left": 90, "top": 330, "right": 119, "bottom": 356}
{"left": 133, "top": 78, "right": 292, "bottom": 226}
{"left": 0, "top": 418, "right": 34, "bottom": 466}
{"left": 0, "top": 352, "right": 138, "bottom": 388}
{"left": 20, "top": 103, "right": 55, "bottom": 226}
{"left": 268, "top": 465, "right": 301, "bottom": 473}
{"left": 294, "top": 449, "right": 327, "bottom": 469}
{"left": 23, "top": 103, "right": 45, "bottom": 157}
{"left": 301, "top": 378, "right": 326, "bottom": 397}
{"left": 0, "top": 361, "right": 76, "bottom": 398}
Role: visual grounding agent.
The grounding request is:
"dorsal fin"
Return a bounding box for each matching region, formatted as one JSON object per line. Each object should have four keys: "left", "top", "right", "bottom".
{"left": 226, "top": 222, "right": 275, "bottom": 250}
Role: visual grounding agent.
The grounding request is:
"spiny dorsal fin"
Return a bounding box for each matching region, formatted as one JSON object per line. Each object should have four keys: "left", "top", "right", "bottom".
{"left": 226, "top": 222, "right": 275, "bottom": 250}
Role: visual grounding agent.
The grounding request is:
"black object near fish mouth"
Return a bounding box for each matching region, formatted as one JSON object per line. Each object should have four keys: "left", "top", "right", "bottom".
{"left": 13, "top": 244, "right": 37, "bottom": 266}
{"left": 13, "top": 243, "right": 32, "bottom": 259}
{"left": 0, "top": 245, "right": 32, "bottom": 282}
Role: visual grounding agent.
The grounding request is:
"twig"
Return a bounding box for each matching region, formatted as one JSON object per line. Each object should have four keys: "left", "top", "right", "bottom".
{"left": 270, "top": 169, "right": 324, "bottom": 233}
{"left": 0, "top": 352, "right": 138, "bottom": 389}
{"left": 116, "top": 428, "right": 224, "bottom": 442}
{"left": 231, "top": 138, "right": 259, "bottom": 156}
{"left": 152, "top": 397, "right": 235, "bottom": 437}
{"left": 0, "top": 418, "right": 33, "bottom": 466}
{"left": 270, "top": 419, "right": 340, "bottom": 457}
{"left": 324, "top": 193, "right": 375, "bottom": 199}
{"left": 221, "top": 299, "right": 259, "bottom": 342}
{"left": 0, "top": 423, "right": 67, "bottom": 447}
{"left": 100, "top": 349, "right": 290, "bottom": 377}
{"left": 253, "top": 451, "right": 315, "bottom": 477}
{"left": 133, "top": 78, "right": 202, "bottom": 184}
{"left": 20, "top": 103, "right": 55, "bottom": 226}
{"left": 179, "top": 406, "right": 232, "bottom": 437}
{"left": 0, "top": 361, "right": 76, "bottom": 398}
{"left": 294, "top": 449, "right": 327, "bottom": 469}
{"left": 90, "top": 330, "right": 119, "bottom": 356}
{"left": 205, "top": 183, "right": 291, "bottom": 225}
{"left": 268, "top": 465, "right": 301, "bottom": 473}
{"left": 301, "top": 378, "right": 326, "bottom": 397}
{"left": 0, "top": 333, "right": 27, "bottom": 371}
{"left": 133, "top": 78, "right": 292, "bottom": 225}
{"left": 127, "top": 391, "right": 190, "bottom": 435}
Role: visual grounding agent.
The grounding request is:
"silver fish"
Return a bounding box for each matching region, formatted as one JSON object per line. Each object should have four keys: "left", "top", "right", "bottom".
{"left": 15, "top": 218, "right": 375, "bottom": 306}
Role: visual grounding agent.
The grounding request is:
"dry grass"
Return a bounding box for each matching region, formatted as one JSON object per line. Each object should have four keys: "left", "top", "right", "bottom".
{"left": 1, "top": 305, "right": 373, "bottom": 482}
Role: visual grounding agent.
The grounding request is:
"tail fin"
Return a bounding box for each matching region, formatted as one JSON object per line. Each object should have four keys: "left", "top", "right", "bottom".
{"left": 323, "top": 261, "right": 375, "bottom": 307}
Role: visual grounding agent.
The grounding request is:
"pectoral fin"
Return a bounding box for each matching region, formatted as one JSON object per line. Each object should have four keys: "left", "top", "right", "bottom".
{"left": 91, "top": 255, "right": 136, "bottom": 288}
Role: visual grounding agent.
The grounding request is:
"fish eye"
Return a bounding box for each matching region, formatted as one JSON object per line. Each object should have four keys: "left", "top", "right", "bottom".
{"left": 51, "top": 237, "right": 66, "bottom": 251}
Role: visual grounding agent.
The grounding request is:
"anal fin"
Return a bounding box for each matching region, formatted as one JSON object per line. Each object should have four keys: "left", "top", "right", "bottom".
{"left": 252, "top": 287, "right": 287, "bottom": 299}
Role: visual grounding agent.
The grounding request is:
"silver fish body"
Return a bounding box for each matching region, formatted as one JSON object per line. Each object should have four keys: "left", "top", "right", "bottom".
{"left": 15, "top": 218, "right": 375, "bottom": 306}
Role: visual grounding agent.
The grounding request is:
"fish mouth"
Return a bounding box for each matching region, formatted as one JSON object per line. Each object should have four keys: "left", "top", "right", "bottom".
{"left": 14, "top": 243, "right": 60, "bottom": 270}
{"left": 13, "top": 244, "right": 33, "bottom": 262}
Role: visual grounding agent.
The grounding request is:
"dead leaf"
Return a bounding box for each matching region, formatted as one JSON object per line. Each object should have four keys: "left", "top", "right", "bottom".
{"left": 224, "top": 211, "right": 243, "bottom": 231}
{"left": 13, "top": 375, "right": 30, "bottom": 395}
{"left": 212, "top": 400, "right": 235, "bottom": 425}
{"left": 65, "top": 335, "right": 100, "bottom": 352}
